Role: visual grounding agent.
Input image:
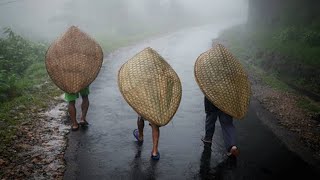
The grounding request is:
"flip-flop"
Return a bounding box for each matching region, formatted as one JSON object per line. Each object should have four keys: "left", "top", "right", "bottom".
{"left": 133, "top": 129, "right": 143, "bottom": 142}
{"left": 151, "top": 152, "right": 160, "bottom": 160}
{"left": 71, "top": 125, "right": 79, "bottom": 131}
{"left": 79, "top": 120, "right": 89, "bottom": 126}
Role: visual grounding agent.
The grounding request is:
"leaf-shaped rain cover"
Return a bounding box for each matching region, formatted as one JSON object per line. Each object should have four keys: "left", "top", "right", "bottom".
{"left": 45, "top": 26, "right": 103, "bottom": 93}
{"left": 118, "top": 47, "right": 182, "bottom": 126}
{"left": 194, "top": 44, "right": 251, "bottom": 119}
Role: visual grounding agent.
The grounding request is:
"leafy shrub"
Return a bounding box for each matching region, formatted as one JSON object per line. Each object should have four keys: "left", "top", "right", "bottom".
{"left": 275, "top": 26, "right": 300, "bottom": 42}
{"left": 274, "top": 26, "right": 320, "bottom": 46}
{"left": 300, "top": 29, "right": 320, "bottom": 46}
{"left": 0, "top": 28, "right": 47, "bottom": 102}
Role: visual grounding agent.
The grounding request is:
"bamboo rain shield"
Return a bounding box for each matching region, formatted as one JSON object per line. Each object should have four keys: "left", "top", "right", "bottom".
{"left": 118, "top": 47, "right": 182, "bottom": 126}
{"left": 45, "top": 26, "right": 103, "bottom": 93}
{"left": 194, "top": 44, "right": 251, "bottom": 119}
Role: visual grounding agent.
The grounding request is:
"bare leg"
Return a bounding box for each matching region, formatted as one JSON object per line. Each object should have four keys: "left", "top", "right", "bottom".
{"left": 80, "top": 95, "right": 89, "bottom": 123}
{"left": 151, "top": 123, "right": 160, "bottom": 156}
{"left": 137, "top": 116, "right": 145, "bottom": 141}
{"left": 68, "top": 101, "right": 78, "bottom": 129}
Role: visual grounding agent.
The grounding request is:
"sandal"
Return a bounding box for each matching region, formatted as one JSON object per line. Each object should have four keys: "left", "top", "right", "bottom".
{"left": 71, "top": 124, "right": 79, "bottom": 131}
{"left": 79, "top": 120, "right": 89, "bottom": 126}
{"left": 133, "top": 129, "right": 143, "bottom": 142}
{"left": 151, "top": 152, "right": 160, "bottom": 160}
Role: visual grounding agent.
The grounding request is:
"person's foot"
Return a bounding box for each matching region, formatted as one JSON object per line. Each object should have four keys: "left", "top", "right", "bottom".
{"left": 151, "top": 152, "right": 160, "bottom": 160}
{"left": 79, "top": 119, "right": 89, "bottom": 126}
{"left": 201, "top": 137, "right": 212, "bottom": 145}
{"left": 71, "top": 124, "right": 79, "bottom": 131}
{"left": 133, "top": 129, "right": 143, "bottom": 142}
{"left": 227, "top": 146, "right": 240, "bottom": 157}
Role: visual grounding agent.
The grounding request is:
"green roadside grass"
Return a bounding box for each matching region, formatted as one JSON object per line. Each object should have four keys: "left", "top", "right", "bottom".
{"left": 0, "top": 61, "right": 62, "bottom": 154}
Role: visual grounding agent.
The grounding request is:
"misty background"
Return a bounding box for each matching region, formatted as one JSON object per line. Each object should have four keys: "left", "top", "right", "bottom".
{"left": 0, "top": 0, "right": 248, "bottom": 42}
{"left": 0, "top": 0, "right": 249, "bottom": 104}
{"left": 1, "top": 1, "right": 320, "bottom": 179}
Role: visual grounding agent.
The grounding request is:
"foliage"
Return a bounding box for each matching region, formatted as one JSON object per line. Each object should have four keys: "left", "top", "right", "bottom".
{"left": 274, "top": 26, "right": 320, "bottom": 46}
{"left": 218, "top": 23, "right": 320, "bottom": 98}
{"left": 297, "top": 98, "right": 320, "bottom": 113}
{"left": 0, "top": 28, "right": 47, "bottom": 101}
{"left": 0, "top": 28, "right": 56, "bottom": 153}
{"left": 0, "top": 80, "right": 62, "bottom": 161}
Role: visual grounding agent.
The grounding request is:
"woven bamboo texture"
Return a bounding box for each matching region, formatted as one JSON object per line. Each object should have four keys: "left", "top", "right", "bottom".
{"left": 45, "top": 26, "right": 103, "bottom": 93}
{"left": 194, "top": 44, "right": 251, "bottom": 119}
{"left": 118, "top": 47, "right": 182, "bottom": 126}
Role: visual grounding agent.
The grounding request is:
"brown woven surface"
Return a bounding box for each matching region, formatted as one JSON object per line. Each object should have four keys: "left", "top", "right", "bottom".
{"left": 45, "top": 26, "right": 103, "bottom": 93}
{"left": 118, "top": 47, "right": 182, "bottom": 126}
{"left": 194, "top": 44, "right": 251, "bottom": 119}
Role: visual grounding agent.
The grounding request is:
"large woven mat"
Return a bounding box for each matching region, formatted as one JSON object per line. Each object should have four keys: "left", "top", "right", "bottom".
{"left": 118, "top": 47, "right": 182, "bottom": 126}
{"left": 194, "top": 44, "right": 251, "bottom": 119}
{"left": 45, "top": 26, "right": 103, "bottom": 93}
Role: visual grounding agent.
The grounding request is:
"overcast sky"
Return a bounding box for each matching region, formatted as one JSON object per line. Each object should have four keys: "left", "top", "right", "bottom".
{"left": 0, "top": 0, "right": 248, "bottom": 40}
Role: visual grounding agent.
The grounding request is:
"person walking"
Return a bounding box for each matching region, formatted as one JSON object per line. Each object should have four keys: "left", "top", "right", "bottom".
{"left": 118, "top": 47, "right": 182, "bottom": 161}
{"left": 133, "top": 116, "right": 160, "bottom": 160}
{"left": 202, "top": 96, "right": 239, "bottom": 157}
{"left": 194, "top": 43, "right": 251, "bottom": 157}
{"left": 65, "top": 87, "right": 90, "bottom": 131}
{"left": 45, "top": 26, "right": 103, "bottom": 132}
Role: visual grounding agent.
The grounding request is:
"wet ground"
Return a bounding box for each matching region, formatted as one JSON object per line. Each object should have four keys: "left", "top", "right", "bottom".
{"left": 64, "top": 24, "right": 320, "bottom": 180}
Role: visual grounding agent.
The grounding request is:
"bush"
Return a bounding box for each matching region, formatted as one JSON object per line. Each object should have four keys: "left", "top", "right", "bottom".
{"left": 274, "top": 26, "right": 320, "bottom": 46}
{"left": 0, "top": 28, "right": 47, "bottom": 102}
{"left": 301, "top": 29, "right": 320, "bottom": 46}
{"left": 275, "top": 26, "right": 300, "bottom": 42}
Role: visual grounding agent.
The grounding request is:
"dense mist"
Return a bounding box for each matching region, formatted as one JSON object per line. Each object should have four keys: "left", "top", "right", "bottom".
{"left": 0, "top": 0, "right": 248, "bottom": 40}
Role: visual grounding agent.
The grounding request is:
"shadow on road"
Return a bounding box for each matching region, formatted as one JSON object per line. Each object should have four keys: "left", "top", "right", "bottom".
{"left": 198, "top": 145, "right": 237, "bottom": 180}
{"left": 130, "top": 142, "right": 159, "bottom": 180}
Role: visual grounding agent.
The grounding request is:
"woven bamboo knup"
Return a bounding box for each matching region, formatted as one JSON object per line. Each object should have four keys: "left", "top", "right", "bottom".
{"left": 118, "top": 47, "right": 182, "bottom": 126}
{"left": 194, "top": 44, "right": 251, "bottom": 119}
{"left": 45, "top": 26, "right": 103, "bottom": 93}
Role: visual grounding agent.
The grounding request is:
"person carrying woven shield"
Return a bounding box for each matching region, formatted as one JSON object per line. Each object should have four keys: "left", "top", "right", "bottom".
{"left": 194, "top": 44, "right": 251, "bottom": 158}
{"left": 202, "top": 96, "right": 239, "bottom": 157}
{"left": 65, "top": 87, "right": 90, "bottom": 130}
{"left": 133, "top": 116, "right": 160, "bottom": 160}
{"left": 45, "top": 26, "right": 103, "bottom": 131}
{"left": 118, "top": 47, "right": 182, "bottom": 161}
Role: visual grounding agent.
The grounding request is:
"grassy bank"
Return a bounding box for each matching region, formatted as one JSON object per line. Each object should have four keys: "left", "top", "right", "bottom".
{"left": 218, "top": 24, "right": 320, "bottom": 114}
{"left": 0, "top": 29, "right": 63, "bottom": 160}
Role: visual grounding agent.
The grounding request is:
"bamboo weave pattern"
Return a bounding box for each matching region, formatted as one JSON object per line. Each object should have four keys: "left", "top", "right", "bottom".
{"left": 118, "top": 47, "right": 182, "bottom": 126}
{"left": 194, "top": 44, "right": 251, "bottom": 119}
{"left": 46, "top": 26, "right": 103, "bottom": 93}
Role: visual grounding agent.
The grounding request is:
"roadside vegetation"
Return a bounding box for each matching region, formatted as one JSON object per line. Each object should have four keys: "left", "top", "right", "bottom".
{"left": 0, "top": 28, "right": 62, "bottom": 164}
{"left": 218, "top": 23, "right": 320, "bottom": 114}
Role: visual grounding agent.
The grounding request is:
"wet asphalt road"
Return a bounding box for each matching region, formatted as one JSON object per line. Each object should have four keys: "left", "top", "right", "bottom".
{"left": 64, "top": 24, "right": 320, "bottom": 180}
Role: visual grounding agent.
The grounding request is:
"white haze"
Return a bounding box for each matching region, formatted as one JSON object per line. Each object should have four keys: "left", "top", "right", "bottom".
{"left": 0, "top": 0, "right": 248, "bottom": 40}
